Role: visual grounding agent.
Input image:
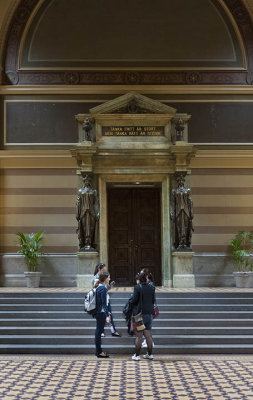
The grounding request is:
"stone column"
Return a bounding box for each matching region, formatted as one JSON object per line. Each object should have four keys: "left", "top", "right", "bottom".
{"left": 76, "top": 251, "right": 99, "bottom": 288}
{"left": 172, "top": 251, "right": 195, "bottom": 288}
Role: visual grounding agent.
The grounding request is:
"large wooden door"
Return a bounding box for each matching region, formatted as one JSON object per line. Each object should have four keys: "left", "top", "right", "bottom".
{"left": 107, "top": 188, "right": 161, "bottom": 286}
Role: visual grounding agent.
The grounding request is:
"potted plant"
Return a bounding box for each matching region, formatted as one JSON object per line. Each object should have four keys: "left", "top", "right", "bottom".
{"left": 229, "top": 230, "right": 253, "bottom": 288}
{"left": 16, "top": 231, "right": 44, "bottom": 288}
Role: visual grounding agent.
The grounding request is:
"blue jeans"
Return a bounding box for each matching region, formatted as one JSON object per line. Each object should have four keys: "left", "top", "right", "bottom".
{"left": 95, "top": 312, "right": 106, "bottom": 356}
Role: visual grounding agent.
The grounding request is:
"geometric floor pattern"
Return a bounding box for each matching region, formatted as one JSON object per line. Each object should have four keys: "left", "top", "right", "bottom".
{"left": 0, "top": 358, "right": 253, "bottom": 400}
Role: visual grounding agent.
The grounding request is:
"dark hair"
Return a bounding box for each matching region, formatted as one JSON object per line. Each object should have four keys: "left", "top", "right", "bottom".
{"left": 99, "top": 271, "right": 110, "bottom": 283}
{"left": 141, "top": 268, "right": 153, "bottom": 282}
{"left": 135, "top": 274, "right": 140, "bottom": 281}
{"left": 94, "top": 263, "right": 106, "bottom": 275}
{"left": 139, "top": 271, "right": 147, "bottom": 284}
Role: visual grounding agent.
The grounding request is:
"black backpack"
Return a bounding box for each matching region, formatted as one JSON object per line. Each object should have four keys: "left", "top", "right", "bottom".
{"left": 123, "top": 296, "right": 134, "bottom": 321}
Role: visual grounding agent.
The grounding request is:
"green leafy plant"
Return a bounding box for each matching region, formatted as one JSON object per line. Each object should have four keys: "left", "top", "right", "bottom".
{"left": 229, "top": 231, "right": 253, "bottom": 272}
{"left": 16, "top": 232, "right": 44, "bottom": 272}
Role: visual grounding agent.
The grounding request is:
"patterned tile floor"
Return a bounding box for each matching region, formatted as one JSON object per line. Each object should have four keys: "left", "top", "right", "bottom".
{"left": 0, "top": 355, "right": 253, "bottom": 400}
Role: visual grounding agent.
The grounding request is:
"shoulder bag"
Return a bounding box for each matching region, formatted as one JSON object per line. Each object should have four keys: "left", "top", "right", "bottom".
{"left": 132, "top": 284, "right": 146, "bottom": 331}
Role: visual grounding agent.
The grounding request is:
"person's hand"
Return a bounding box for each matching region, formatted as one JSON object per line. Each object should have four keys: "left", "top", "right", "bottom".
{"left": 106, "top": 316, "right": 111, "bottom": 323}
{"left": 110, "top": 281, "right": 115, "bottom": 287}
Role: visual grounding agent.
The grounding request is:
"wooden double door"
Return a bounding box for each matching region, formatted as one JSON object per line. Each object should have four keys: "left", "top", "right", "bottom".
{"left": 107, "top": 188, "right": 161, "bottom": 286}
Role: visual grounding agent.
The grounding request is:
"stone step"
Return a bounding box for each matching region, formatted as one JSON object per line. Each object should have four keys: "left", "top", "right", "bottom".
{"left": 1, "top": 297, "right": 253, "bottom": 305}
{"left": 0, "top": 310, "right": 253, "bottom": 319}
{"left": 1, "top": 343, "right": 253, "bottom": 354}
{"left": 1, "top": 292, "right": 253, "bottom": 298}
{"left": 1, "top": 304, "right": 253, "bottom": 311}
{"left": 1, "top": 326, "right": 253, "bottom": 335}
{"left": 1, "top": 334, "right": 253, "bottom": 345}
{"left": 1, "top": 291, "right": 252, "bottom": 354}
{"left": 1, "top": 318, "right": 253, "bottom": 327}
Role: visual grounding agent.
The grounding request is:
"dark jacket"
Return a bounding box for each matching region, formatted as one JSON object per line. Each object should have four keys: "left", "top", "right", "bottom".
{"left": 96, "top": 285, "right": 109, "bottom": 317}
{"left": 132, "top": 283, "right": 155, "bottom": 315}
{"left": 123, "top": 294, "right": 134, "bottom": 321}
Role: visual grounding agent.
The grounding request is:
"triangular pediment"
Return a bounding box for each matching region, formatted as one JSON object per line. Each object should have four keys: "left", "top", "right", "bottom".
{"left": 89, "top": 92, "right": 177, "bottom": 115}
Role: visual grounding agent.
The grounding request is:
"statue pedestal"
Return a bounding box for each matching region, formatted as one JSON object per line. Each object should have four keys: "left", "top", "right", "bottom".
{"left": 76, "top": 251, "right": 99, "bottom": 288}
{"left": 172, "top": 251, "right": 195, "bottom": 288}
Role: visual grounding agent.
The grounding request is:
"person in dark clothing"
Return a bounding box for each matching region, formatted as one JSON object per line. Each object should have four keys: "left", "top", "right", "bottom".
{"left": 124, "top": 274, "right": 140, "bottom": 336}
{"left": 94, "top": 271, "right": 111, "bottom": 358}
{"left": 131, "top": 271, "right": 155, "bottom": 361}
{"left": 140, "top": 268, "right": 155, "bottom": 348}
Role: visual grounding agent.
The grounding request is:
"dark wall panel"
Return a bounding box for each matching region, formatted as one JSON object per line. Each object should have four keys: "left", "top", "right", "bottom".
{"left": 5, "top": 101, "right": 253, "bottom": 144}
{"left": 5, "top": 102, "right": 98, "bottom": 144}
{"left": 22, "top": 0, "right": 241, "bottom": 69}
{"left": 170, "top": 102, "right": 253, "bottom": 143}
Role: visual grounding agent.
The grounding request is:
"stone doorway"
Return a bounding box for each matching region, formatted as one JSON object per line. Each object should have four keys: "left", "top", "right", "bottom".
{"left": 107, "top": 187, "right": 162, "bottom": 286}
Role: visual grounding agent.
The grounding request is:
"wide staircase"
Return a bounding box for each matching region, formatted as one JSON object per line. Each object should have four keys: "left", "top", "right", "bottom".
{"left": 0, "top": 291, "right": 253, "bottom": 354}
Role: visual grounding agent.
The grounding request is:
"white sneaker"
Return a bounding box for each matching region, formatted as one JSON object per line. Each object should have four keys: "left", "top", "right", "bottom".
{"left": 143, "top": 353, "right": 154, "bottom": 360}
{"left": 141, "top": 340, "right": 155, "bottom": 348}
{"left": 132, "top": 354, "right": 140, "bottom": 361}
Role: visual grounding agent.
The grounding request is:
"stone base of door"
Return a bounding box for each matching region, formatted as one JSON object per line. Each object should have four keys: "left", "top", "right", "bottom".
{"left": 172, "top": 251, "right": 195, "bottom": 288}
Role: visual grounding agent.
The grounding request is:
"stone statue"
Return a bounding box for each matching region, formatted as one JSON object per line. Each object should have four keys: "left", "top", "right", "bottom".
{"left": 171, "top": 172, "right": 194, "bottom": 251}
{"left": 76, "top": 174, "right": 100, "bottom": 251}
{"left": 175, "top": 118, "right": 185, "bottom": 141}
{"left": 83, "top": 118, "right": 93, "bottom": 141}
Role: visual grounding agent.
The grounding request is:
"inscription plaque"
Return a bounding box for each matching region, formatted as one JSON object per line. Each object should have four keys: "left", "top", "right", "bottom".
{"left": 102, "top": 126, "right": 164, "bottom": 136}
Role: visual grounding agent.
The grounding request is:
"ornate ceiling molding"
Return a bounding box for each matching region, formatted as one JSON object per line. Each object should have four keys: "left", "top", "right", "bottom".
{"left": 2, "top": 0, "right": 253, "bottom": 85}
{"left": 2, "top": 84, "right": 253, "bottom": 95}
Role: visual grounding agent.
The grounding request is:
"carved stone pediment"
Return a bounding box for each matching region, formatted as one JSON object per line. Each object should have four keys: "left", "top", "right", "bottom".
{"left": 89, "top": 92, "right": 177, "bottom": 115}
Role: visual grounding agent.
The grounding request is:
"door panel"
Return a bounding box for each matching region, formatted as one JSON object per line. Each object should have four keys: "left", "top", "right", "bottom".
{"left": 108, "top": 188, "right": 161, "bottom": 286}
{"left": 134, "top": 189, "right": 161, "bottom": 285}
{"left": 108, "top": 189, "right": 132, "bottom": 285}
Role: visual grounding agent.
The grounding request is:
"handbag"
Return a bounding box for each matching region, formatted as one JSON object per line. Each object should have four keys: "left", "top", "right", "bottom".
{"left": 132, "top": 285, "right": 146, "bottom": 331}
{"left": 153, "top": 305, "right": 159, "bottom": 319}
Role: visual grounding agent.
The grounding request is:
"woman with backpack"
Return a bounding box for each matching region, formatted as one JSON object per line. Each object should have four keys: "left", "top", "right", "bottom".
{"left": 94, "top": 271, "right": 111, "bottom": 358}
{"left": 92, "top": 263, "right": 121, "bottom": 338}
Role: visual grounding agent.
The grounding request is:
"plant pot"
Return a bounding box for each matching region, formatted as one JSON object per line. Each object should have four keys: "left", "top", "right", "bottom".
{"left": 233, "top": 271, "right": 253, "bottom": 288}
{"left": 24, "top": 272, "right": 42, "bottom": 288}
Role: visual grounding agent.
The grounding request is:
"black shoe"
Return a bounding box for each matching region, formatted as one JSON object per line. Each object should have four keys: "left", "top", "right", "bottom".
{"left": 97, "top": 352, "right": 110, "bottom": 358}
{"left": 111, "top": 332, "right": 121, "bottom": 337}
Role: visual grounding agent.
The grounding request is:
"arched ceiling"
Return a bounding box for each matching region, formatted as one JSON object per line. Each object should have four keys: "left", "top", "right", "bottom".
{"left": 2, "top": 0, "right": 253, "bottom": 85}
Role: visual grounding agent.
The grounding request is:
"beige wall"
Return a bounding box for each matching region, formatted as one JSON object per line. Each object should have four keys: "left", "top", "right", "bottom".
{"left": 1, "top": 149, "right": 253, "bottom": 256}
{"left": 0, "top": 150, "right": 78, "bottom": 253}
{"left": 191, "top": 150, "right": 253, "bottom": 253}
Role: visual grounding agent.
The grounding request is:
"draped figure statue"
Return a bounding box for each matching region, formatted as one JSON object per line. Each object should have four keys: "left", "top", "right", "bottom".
{"left": 171, "top": 172, "right": 194, "bottom": 251}
{"left": 76, "top": 174, "right": 100, "bottom": 251}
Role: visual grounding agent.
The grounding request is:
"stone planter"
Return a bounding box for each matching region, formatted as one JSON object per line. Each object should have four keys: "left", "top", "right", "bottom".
{"left": 233, "top": 271, "right": 253, "bottom": 288}
{"left": 24, "top": 272, "right": 42, "bottom": 288}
